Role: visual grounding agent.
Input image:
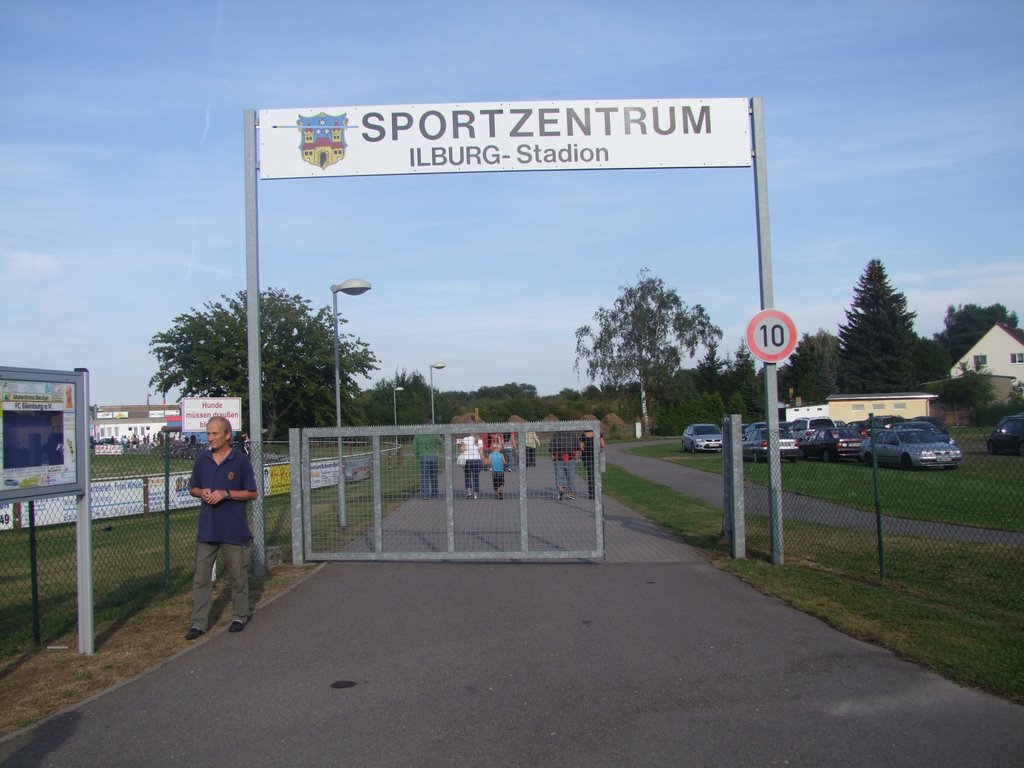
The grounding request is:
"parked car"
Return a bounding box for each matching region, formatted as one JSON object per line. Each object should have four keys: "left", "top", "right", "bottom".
{"left": 789, "top": 417, "right": 837, "bottom": 441}
{"left": 681, "top": 423, "right": 723, "bottom": 453}
{"left": 847, "top": 419, "right": 871, "bottom": 438}
{"left": 742, "top": 427, "right": 800, "bottom": 463}
{"left": 743, "top": 421, "right": 767, "bottom": 438}
{"left": 859, "top": 428, "right": 962, "bottom": 470}
{"left": 914, "top": 415, "right": 947, "bottom": 430}
{"left": 799, "top": 427, "right": 863, "bottom": 462}
{"left": 891, "top": 420, "right": 955, "bottom": 444}
{"left": 873, "top": 415, "right": 906, "bottom": 429}
{"left": 986, "top": 416, "right": 1024, "bottom": 456}
{"left": 847, "top": 415, "right": 905, "bottom": 438}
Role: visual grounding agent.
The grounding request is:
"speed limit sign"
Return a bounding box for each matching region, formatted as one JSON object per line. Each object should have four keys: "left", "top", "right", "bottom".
{"left": 746, "top": 308, "right": 797, "bottom": 363}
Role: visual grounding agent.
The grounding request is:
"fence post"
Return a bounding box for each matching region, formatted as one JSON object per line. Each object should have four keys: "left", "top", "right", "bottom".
{"left": 288, "top": 429, "right": 304, "bottom": 565}
{"left": 28, "top": 501, "right": 41, "bottom": 646}
{"left": 868, "top": 413, "right": 885, "bottom": 584}
{"left": 163, "top": 431, "right": 172, "bottom": 592}
{"left": 722, "top": 415, "right": 746, "bottom": 559}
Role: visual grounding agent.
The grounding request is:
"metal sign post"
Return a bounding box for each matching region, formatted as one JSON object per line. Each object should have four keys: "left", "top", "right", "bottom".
{"left": 243, "top": 109, "right": 266, "bottom": 576}
{"left": 750, "top": 97, "right": 785, "bottom": 565}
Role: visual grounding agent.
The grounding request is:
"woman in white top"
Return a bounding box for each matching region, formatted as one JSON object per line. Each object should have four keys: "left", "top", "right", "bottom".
{"left": 459, "top": 434, "right": 484, "bottom": 499}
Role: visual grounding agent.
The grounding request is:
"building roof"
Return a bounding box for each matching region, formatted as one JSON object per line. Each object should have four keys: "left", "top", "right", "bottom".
{"left": 995, "top": 322, "right": 1024, "bottom": 347}
{"left": 826, "top": 392, "right": 937, "bottom": 401}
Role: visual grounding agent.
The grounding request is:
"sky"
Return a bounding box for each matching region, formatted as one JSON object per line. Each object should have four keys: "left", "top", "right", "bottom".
{"left": 1, "top": 0, "right": 1022, "bottom": 407}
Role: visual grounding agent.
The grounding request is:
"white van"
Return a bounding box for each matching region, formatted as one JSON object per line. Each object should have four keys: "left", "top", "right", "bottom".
{"left": 790, "top": 417, "right": 836, "bottom": 441}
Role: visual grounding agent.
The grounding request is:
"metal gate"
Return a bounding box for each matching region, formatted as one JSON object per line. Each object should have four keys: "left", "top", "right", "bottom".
{"left": 289, "top": 421, "right": 603, "bottom": 562}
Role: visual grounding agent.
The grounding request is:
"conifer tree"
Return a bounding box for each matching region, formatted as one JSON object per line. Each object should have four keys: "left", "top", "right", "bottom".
{"left": 837, "top": 260, "right": 917, "bottom": 392}
{"left": 780, "top": 330, "right": 840, "bottom": 404}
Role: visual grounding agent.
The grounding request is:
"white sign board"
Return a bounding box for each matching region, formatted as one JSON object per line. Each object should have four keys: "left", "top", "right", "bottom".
{"left": 180, "top": 397, "right": 243, "bottom": 433}
{"left": 259, "top": 98, "right": 752, "bottom": 179}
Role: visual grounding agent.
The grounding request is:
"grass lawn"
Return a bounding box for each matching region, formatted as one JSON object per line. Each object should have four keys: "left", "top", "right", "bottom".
{"left": 635, "top": 436, "right": 1024, "bottom": 532}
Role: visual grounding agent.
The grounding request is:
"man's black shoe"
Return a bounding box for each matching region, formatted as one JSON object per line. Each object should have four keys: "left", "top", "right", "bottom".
{"left": 228, "top": 619, "right": 246, "bottom": 633}
{"left": 185, "top": 627, "right": 205, "bottom": 641}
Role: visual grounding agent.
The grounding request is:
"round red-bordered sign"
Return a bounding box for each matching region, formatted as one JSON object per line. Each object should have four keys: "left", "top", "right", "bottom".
{"left": 746, "top": 308, "right": 798, "bottom": 363}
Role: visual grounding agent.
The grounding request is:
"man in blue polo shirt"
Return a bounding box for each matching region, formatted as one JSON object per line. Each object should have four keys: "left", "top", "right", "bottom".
{"left": 185, "top": 415, "right": 258, "bottom": 640}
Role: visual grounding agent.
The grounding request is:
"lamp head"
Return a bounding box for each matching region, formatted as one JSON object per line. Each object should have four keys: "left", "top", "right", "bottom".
{"left": 331, "top": 278, "right": 372, "bottom": 296}
{"left": 430, "top": 362, "right": 447, "bottom": 370}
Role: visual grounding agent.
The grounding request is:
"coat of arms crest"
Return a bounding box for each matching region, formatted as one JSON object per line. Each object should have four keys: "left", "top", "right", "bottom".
{"left": 297, "top": 113, "right": 349, "bottom": 170}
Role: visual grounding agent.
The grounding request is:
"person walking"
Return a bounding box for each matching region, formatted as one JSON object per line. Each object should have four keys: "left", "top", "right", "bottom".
{"left": 489, "top": 442, "right": 506, "bottom": 500}
{"left": 185, "top": 416, "right": 258, "bottom": 640}
{"left": 459, "top": 433, "right": 484, "bottom": 500}
{"left": 412, "top": 422, "right": 443, "bottom": 498}
{"left": 579, "top": 427, "right": 605, "bottom": 499}
{"left": 549, "top": 430, "right": 579, "bottom": 500}
{"left": 525, "top": 430, "right": 540, "bottom": 467}
{"left": 502, "top": 431, "right": 517, "bottom": 471}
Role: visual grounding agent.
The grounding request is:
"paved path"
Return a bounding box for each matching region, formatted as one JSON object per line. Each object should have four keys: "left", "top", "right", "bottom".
{"left": 1, "top": 445, "right": 1022, "bottom": 767}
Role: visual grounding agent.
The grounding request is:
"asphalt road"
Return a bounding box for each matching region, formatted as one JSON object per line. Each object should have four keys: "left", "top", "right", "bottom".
{"left": 1, "top": 444, "right": 1022, "bottom": 767}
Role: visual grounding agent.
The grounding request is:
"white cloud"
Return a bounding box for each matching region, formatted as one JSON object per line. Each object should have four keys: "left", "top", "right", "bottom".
{"left": 2, "top": 247, "right": 60, "bottom": 282}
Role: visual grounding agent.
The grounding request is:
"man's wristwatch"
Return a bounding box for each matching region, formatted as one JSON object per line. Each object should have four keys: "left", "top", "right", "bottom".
{"left": 226, "top": 489, "right": 232, "bottom": 500}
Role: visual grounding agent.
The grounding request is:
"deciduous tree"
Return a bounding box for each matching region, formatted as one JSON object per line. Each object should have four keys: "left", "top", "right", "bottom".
{"left": 149, "top": 288, "right": 378, "bottom": 439}
{"left": 934, "top": 303, "right": 1019, "bottom": 363}
{"left": 928, "top": 363, "right": 996, "bottom": 423}
{"left": 574, "top": 269, "right": 722, "bottom": 435}
{"left": 911, "top": 336, "right": 953, "bottom": 384}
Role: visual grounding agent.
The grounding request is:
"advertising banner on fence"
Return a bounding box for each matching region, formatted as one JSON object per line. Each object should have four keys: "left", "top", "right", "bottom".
{"left": 259, "top": 98, "right": 752, "bottom": 179}
{"left": 33, "top": 478, "right": 147, "bottom": 525}
{"left": 265, "top": 464, "right": 290, "bottom": 496}
{"left": 146, "top": 473, "right": 195, "bottom": 514}
{"left": 0, "top": 454, "right": 373, "bottom": 531}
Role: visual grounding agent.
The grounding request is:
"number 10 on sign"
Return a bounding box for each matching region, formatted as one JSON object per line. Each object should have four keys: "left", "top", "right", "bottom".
{"left": 746, "top": 308, "right": 798, "bottom": 363}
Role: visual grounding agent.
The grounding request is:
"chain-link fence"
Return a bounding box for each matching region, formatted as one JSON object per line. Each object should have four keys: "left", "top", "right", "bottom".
{"left": 734, "top": 422, "right": 1023, "bottom": 618}
{"left": 0, "top": 439, "right": 294, "bottom": 657}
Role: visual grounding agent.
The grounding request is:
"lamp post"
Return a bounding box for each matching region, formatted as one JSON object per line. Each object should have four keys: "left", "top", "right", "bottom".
{"left": 429, "top": 362, "right": 446, "bottom": 425}
{"left": 331, "top": 279, "right": 371, "bottom": 527}
{"left": 392, "top": 386, "right": 404, "bottom": 426}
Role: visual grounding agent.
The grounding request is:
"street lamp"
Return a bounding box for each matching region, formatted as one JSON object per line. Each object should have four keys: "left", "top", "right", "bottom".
{"left": 392, "top": 386, "right": 404, "bottom": 426}
{"left": 429, "top": 362, "right": 446, "bottom": 425}
{"left": 331, "top": 279, "right": 371, "bottom": 526}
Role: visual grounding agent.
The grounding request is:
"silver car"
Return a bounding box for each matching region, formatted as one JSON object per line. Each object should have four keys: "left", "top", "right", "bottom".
{"left": 859, "top": 429, "right": 962, "bottom": 470}
{"left": 742, "top": 427, "right": 800, "bottom": 463}
{"left": 682, "top": 423, "right": 723, "bottom": 452}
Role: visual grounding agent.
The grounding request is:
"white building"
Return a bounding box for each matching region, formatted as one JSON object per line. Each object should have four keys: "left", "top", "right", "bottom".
{"left": 92, "top": 403, "right": 181, "bottom": 443}
{"left": 951, "top": 323, "right": 1024, "bottom": 390}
